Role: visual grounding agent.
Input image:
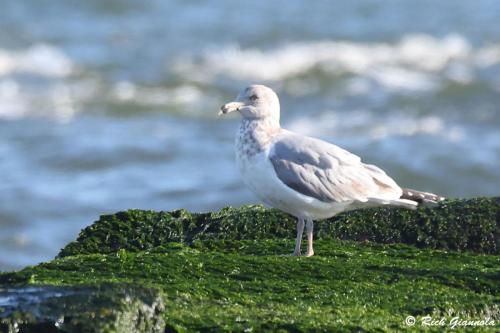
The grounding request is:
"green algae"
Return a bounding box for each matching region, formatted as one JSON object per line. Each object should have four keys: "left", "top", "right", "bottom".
{"left": 1, "top": 197, "right": 499, "bottom": 332}
{"left": 59, "top": 197, "right": 499, "bottom": 258}
{"left": 1, "top": 240, "right": 499, "bottom": 332}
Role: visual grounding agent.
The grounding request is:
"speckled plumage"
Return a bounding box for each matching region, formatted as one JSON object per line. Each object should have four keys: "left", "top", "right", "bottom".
{"left": 236, "top": 118, "right": 279, "bottom": 161}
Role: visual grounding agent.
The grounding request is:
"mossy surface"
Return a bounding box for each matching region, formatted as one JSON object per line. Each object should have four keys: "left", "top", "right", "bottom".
{"left": 59, "top": 197, "right": 499, "bottom": 258}
{"left": 1, "top": 241, "right": 499, "bottom": 332}
{"left": 1, "top": 197, "right": 499, "bottom": 332}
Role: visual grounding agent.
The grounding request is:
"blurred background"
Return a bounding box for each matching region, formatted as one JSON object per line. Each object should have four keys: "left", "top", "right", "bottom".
{"left": 1, "top": 0, "right": 499, "bottom": 270}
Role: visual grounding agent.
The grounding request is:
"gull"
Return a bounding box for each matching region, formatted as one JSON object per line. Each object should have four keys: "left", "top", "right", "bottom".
{"left": 219, "top": 84, "right": 444, "bottom": 256}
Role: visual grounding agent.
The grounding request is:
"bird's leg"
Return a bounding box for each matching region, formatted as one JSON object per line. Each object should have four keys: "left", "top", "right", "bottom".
{"left": 305, "top": 219, "right": 314, "bottom": 257}
{"left": 294, "top": 218, "right": 305, "bottom": 256}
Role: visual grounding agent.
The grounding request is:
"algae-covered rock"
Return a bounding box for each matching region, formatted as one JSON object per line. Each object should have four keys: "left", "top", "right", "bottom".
{"left": 0, "top": 284, "right": 164, "bottom": 333}
{"left": 1, "top": 240, "right": 499, "bottom": 332}
{"left": 58, "top": 197, "right": 499, "bottom": 257}
{"left": 0, "top": 197, "right": 498, "bottom": 332}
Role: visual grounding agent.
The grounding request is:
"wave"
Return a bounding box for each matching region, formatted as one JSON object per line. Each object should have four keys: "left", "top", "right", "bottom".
{"left": 2, "top": 35, "right": 500, "bottom": 120}
{"left": 0, "top": 44, "right": 72, "bottom": 77}
{"left": 0, "top": 44, "right": 80, "bottom": 120}
{"left": 173, "top": 34, "right": 500, "bottom": 93}
{"left": 0, "top": 43, "right": 212, "bottom": 120}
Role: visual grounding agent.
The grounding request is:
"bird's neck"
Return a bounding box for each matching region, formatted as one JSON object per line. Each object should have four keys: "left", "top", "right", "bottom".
{"left": 236, "top": 118, "right": 281, "bottom": 157}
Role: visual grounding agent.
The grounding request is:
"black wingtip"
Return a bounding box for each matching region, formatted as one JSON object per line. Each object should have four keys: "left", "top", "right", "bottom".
{"left": 401, "top": 188, "right": 445, "bottom": 205}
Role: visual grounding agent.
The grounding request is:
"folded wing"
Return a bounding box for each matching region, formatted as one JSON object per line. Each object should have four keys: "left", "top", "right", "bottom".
{"left": 269, "top": 132, "right": 403, "bottom": 203}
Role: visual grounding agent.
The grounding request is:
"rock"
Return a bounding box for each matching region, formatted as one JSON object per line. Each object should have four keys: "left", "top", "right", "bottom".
{"left": 59, "top": 198, "right": 499, "bottom": 257}
{"left": 0, "top": 197, "right": 498, "bottom": 332}
{"left": 0, "top": 284, "right": 164, "bottom": 333}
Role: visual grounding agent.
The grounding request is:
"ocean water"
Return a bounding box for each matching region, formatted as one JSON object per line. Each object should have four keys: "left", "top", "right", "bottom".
{"left": 1, "top": 0, "right": 499, "bottom": 270}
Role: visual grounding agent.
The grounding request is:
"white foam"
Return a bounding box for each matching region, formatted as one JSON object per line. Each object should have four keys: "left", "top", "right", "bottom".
{"left": 0, "top": 77, "right": 97, "bottom": 121}
{"left": 367, "top": 66, "right": 437, "bottom": 92}
{"left": 474, "top": 45, "right": 500, "bottom": 67}
{"left": 173, "top": 34, "right": 500, "bottom": 92}
{"left": 0, "top": 44, "right": 72, "bottom": 77}
{"left": 113, "top": 81, "right": 136, "bottom": 101}
{"left": 0, "top": 79, "right": 27, "bottom": 119}
{"left": 0, "top": 44, "right": 81, "bottom": 120}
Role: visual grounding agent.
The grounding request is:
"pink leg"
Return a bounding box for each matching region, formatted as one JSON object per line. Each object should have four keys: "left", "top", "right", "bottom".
{"left": 294, "top": 218, "right": 305, "bottom": 256}
{"left": 305, "top": 219, "right": 314, "bottom": 257}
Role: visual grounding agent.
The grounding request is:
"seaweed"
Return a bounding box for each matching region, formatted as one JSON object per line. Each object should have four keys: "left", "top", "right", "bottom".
{"left": 1, "top": 197, "right": 498, "bottom": 332}
{"left": 58, "top": 198, "right": 499, "bottom": 258}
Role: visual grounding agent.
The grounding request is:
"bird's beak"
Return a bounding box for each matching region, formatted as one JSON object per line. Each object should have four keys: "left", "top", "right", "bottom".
{"left": 218, "top": 101, "right": 245, "bottom": 116}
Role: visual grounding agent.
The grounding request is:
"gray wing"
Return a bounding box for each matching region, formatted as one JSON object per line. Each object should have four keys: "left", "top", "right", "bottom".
{"left": 269, "top": 132, "right": 402, "bottom": 203}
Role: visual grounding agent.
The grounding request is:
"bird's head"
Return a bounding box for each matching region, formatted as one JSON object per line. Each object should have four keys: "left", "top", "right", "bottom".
{"left": 219, "top": 85, "right": 280, "bottom": 123}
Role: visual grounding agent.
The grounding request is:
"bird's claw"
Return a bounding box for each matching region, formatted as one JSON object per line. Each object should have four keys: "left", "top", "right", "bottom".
{"left": 305, "top": 251, "right": 314, "bottom": 257}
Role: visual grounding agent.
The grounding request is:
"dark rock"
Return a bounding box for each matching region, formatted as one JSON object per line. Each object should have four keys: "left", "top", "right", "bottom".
{"left": 0, "top": 284, "right": 164, "bottom": 333}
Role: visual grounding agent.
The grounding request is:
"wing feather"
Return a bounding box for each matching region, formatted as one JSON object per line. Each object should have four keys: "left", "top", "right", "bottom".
{"left": 269, "top": 132, "right": 402, "bottom": 203}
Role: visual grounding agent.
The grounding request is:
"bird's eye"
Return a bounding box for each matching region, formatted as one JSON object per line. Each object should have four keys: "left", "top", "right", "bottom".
{"left": 249, "top": 94, "right": 258, "bottom": 101}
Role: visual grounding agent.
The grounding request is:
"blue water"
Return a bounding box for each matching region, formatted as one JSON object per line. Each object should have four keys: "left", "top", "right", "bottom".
{"left": 1, "top": 0, "right": 499, "bottom": 270}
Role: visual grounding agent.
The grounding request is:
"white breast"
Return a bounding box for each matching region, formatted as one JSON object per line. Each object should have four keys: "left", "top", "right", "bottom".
{"left": 235, "top": 145, "right": 352, "bottom": 220}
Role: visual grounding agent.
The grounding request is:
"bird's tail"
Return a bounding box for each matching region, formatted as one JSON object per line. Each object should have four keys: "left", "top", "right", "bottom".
{"left": 400, "top": 188, "right": 445, "bottom": 206}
